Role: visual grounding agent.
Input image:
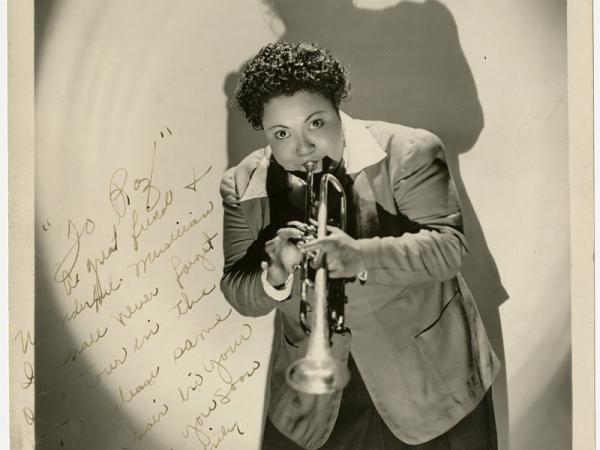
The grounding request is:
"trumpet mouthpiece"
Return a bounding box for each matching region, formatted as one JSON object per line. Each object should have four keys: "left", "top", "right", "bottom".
{"left": 304, "top": 161, "right": 317, "bottom": 172}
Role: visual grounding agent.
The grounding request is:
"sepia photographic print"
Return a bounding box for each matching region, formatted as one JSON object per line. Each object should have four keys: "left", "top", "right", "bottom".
{"left": 8, "top": 1, "right": 594, "bottom": 449}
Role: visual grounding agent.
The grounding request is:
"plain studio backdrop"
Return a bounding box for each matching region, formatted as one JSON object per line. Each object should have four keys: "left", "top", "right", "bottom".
{"left": 33, "top": 1, "right": 569, "bottom": 449}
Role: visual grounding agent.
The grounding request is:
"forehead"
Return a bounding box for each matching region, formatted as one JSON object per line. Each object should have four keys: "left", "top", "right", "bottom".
{"left": 262, "top": 91, "right": 335, "bottom": 126}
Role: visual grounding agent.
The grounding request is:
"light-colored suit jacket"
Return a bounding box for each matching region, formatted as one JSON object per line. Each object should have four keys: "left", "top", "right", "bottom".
{"left": 219, "top": 113, "right": 500, "bottom": 448}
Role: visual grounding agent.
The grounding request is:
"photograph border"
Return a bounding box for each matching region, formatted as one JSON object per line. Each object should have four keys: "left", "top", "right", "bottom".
{"left": 7, "top": 0, "right": 594, "bottom": 448}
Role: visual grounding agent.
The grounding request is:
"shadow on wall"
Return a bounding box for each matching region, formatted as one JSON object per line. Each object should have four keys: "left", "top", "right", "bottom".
{"left": 224, "top": 0, "right": 510, "bottom": 448}
{"left": 34, "top": 2, "right": 164, "bottom": 448}
{"left": 34, "top": 246, "right": 168, "bottom": 450}
{"left": 34, "top": 0, "right": 58, "bottom": 79}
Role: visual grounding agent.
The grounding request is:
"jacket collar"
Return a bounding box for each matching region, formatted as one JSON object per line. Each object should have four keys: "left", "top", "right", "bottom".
{"left": 240, "top": 112, "right": 386, "bottom": 202}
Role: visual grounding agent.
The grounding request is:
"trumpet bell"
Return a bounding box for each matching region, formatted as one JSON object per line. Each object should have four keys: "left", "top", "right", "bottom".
{"left": 286, "top": 356, "right": 350, "bottom": 395}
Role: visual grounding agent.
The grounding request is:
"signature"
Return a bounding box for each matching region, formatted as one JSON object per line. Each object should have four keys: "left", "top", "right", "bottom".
{"left": 181, "top": 360, "right": 261, "bottom": 440}
{"left": 195, "top": 421, "right": 244, "bottom": 450}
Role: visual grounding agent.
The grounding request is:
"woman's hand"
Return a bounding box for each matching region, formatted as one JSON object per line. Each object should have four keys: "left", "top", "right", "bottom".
{"left": 301, "top": 225, "right": 366, "bottom": 279}
{"left": 262, "top": 224, "right": 307, "bottom": 286}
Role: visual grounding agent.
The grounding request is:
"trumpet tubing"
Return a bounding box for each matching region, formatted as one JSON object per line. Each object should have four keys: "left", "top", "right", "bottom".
{"left": 285, "top": 164, "right": 351, "bottom": 395}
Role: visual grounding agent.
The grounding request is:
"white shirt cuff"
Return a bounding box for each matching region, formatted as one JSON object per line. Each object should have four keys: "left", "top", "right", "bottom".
{"left": 261, "top": 268, "right": 294, "bottom": 301}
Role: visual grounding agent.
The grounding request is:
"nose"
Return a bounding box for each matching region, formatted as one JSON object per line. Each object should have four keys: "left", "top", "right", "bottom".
{"left": 296, "top": 134, "right": 316, "bottom": 158}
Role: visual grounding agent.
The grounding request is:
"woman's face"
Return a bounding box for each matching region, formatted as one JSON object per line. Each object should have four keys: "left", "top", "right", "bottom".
{"left": 261, "top": 90, "right": 344, "bottom": 172}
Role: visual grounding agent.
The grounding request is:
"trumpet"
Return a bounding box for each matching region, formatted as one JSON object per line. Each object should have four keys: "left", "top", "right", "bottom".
{"left": 285, "top": 161, "right": 351, "bottom": 395}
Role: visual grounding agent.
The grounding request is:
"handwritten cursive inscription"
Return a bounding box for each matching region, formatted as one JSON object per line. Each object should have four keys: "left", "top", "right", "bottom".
{"left": 133, "top": 139, "right": 163, "bottom": 214}
{"left": 214, "top": 360, "right": 261, "bottom": 406}
{"left": 61, "top": 327, "right": 109, "bottom": 366}
{"left": 182, "top": 360, "right": 261, "bottom": 441}
{"left": 184, "top": 166, "right": 212, "bottom": 192}
{"left": 54, "top": 218, "right": 95, "bottom": 295}
{"left": 134, "top": 321, "right": 160, "bottom": 352}
{"left": 121, "top": 402, "right": 169, "bottom": 449}
{"left": 181, "top": 399, "right": 218, "bottom": 440}
{"left": 23, "top": 407, "right": 35, "bottom": 426}
{"left": 80, "top": 346, "right": 128, "bottom": 388}
{"left": 203, "top": 324, "right": 253, "bottom": 384}
{"left": 109, "top": 168, "right": 130, "bottom": 220}
{"left": 197, "top": 421, "right": 245, "bottom": 450}
{"left": 21, "top": 361, "right": 35, "bottom": 389}
{"left": 177, "top": 373, "right": 205, "bottom": 403}
{"left": 170, "top": 231, "right": 218, "bottom": 289}
{"left": 88, "top": 271, "right": 123, "bottom": 313}
{"left": 63, "top": 297, "right": 101, "bottom": 325}
{"left": 112, "top": 365, "right": 160, "bottom": 412}
{"left": 172, "top": 309, "right": 232, "bottom": 363}
{"left": 39, "top": 153, "right": 250, "bottom": 449}
{"left": 131, "top": 189, "right": 174, "bottom": 251}
{"left": 15, "top": 329, "right": 35, "bottom": 355}
{"left": 85, "top": 224, "right": 119, "bottom": 276}
{"left": 169, "top": 285, "right": 216, "bottom": 319}
{"left": 128, "top": 201, "right": 215, "bottom": 277}
{"left": 111, "top": 287, "right": 159, "bottom": 327}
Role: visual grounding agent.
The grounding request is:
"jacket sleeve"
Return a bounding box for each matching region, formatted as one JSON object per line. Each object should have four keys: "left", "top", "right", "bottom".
{"left": 218, "top": 167, "right": 283, "bottom": 317}
{"left": 358, "top": 128, "right": 468, "bottom": 286}
{"left": 219, "top": 167, "right": 304, "bottom": 320}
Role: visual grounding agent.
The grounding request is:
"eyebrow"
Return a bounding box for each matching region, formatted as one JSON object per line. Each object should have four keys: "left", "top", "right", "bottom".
{"left": 266, "top": 110, "right": 325, "bottom": 130}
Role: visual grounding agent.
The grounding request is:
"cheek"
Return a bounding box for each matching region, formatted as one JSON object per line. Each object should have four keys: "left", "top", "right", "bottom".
{"left": 269, "top": 142, "right": 295, "bottom": 166}
{"left": 319, "top": 129, "right": 344, "bottom": 159}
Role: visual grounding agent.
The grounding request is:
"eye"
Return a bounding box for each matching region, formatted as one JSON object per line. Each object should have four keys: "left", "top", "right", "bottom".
{"left": 309, "top": 119, "right": 324, "bottom": 129}
{"left": 274, "top": 129, "right": 290, "bottom": 140}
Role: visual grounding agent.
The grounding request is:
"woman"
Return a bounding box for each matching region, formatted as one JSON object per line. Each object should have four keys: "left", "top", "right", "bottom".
{"left": 220, "top": 41, "right": 500, "bottom": 450}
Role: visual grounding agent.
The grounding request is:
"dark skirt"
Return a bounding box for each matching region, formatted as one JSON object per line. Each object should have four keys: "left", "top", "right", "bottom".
{"left": 262, "top": 355, "right": 497, "bottom": 450}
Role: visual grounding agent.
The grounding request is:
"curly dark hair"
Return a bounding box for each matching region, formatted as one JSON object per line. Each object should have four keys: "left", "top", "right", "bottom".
{"left": 234, "top": 41, "right": 351, "bottom": 130}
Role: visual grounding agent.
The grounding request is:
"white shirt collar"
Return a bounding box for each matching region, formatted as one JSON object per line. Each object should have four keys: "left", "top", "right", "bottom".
{"left": 339, "top": 111, "right": 386, "bottom": 174}
{"left": 239, "top": 112, "right": 386, "bottom": 202}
